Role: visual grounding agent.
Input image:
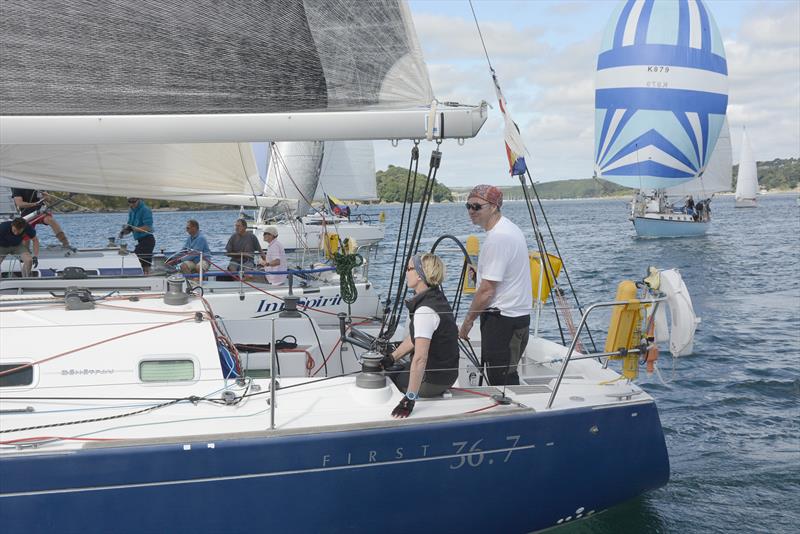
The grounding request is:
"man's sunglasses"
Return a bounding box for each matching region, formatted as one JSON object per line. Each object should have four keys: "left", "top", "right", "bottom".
{"left": 465, "top": 202, "right": 488, "bottom": 211}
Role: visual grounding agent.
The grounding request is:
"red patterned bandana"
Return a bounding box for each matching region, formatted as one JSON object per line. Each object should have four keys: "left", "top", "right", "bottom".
{"left": 468, "top": 184, "right": 503, "bottom": 208}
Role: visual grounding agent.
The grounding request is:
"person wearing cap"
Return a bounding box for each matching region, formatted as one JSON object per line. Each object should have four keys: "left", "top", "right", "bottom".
{"left": 225, "top": 218, "right": 265, "bottom": 275}
{"left": 381, "top": 253, "right": 459, "bottom": 418}
{"left": 119, "top": 198, "right": 155, "bottom": 274}
{"left": 458, "top": 184, "right": 532, "bottom": 386}
{"left": 259, "top": 226, "right": 287, "bottom": 285}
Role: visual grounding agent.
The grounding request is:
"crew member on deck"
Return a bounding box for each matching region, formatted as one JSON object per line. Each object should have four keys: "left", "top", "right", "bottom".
{"left": 259, "top": 226, "right": 287, "bottom": 285}
{"left": 168, "top": 219, "right": 212, "bottom": 274}
{"left": 11, "top": 188, "right": 73, "bottom": 250}
{"left": 120, "top": 198, "right": 155, "bottom": 275}
{"left": 225, "top": 218, "right": 265, "bottom": 275}
{"left": 0, "top": 218, "right": 39, "bottom": 277}
{"left": 382, "top": 253, "right": 459, "bottom": 418}
{"left": 458, "top": 184, "right": 532, "bottom": 386}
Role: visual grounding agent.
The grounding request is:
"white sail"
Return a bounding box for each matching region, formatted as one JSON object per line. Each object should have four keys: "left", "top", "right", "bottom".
{"left": 0, "top": 144, "right": 288, "bottom": 208}
{"left": 666, "top": 117, "right": 732, "bottom": 198}
{"left": 735, "top": 127, "right": 759, "bottom": 201}
{"left": 262, "top": 141, "right": 325, "bottom": 217}
{"left": 315, "top": 141, "right": 377, "bottom": 201}
{"left": 0, "top": 1, "right": 486, "bottom": 144}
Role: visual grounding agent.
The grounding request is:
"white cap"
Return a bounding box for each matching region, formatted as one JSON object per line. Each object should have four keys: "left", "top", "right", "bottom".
{"left": 263, "top": 225, "right": 279, "bottom": 237}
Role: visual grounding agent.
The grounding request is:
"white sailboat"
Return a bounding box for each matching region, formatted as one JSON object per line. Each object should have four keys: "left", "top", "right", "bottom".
{"left": 630, "top": 118, "right": 733, "bottom": 236}
{"left": 0, "top": 1, "right": 690, "bottom": 532}
{"left": 594, "top": 0, "right": 730, "bottom": 237}
{"left": 254, "top": 140, "right": 385, "bottom": 251}
{"left": 735, "top": 126, "right": 759, "bottom": 208}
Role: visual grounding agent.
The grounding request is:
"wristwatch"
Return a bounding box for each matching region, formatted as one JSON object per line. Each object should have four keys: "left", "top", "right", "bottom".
{"left": 405, "top": 391, "right": 418, "bottom": 401}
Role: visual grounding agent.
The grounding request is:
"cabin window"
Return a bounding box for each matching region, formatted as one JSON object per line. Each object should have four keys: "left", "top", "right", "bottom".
{"left": 139, "top": 360, "right": 195, "bottom": 382}
{"left": 0, "top": 364, "right": 34, "bottom": 387}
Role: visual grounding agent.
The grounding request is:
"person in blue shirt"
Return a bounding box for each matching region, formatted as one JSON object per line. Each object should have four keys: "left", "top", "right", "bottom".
{"left": 119, "top": 198, "right": 155, "bottom": 274}
{"left": 0, "top": 218, "right": 39, "bottom": 277}
{"left": 168, "top": 219, "right": 212, "bottom": 274}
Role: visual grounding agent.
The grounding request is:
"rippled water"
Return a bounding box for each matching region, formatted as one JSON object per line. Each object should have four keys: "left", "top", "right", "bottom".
{"left": 51, "top": 193, "right": 800, "bottom": 533}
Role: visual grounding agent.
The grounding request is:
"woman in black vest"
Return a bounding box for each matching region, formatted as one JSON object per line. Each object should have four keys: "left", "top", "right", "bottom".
{"left": 383, "top": 253, "right": 460, "bottom": 418}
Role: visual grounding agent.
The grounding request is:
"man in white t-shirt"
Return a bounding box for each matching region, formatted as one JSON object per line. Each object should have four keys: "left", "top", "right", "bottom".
{"left": 260, "top": 226, "right": 287, "bottom": 285}
{"left": 458, "top": 184, "right": 532, "bottom": 385}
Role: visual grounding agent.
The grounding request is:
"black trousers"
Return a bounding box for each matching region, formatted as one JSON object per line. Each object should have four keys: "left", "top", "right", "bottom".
{"left": 134, "top": 235, "right": 155, "bottom": 270}
{"left": 480, "top": 311, "right": 530, "bottom": 386}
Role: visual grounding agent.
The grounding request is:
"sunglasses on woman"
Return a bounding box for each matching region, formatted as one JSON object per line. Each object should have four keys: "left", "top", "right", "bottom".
{"left": 465, "top": 202, "right": 488, "bottom": 211}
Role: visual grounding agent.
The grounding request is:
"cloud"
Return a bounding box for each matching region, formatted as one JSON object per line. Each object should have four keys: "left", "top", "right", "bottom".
{"left": 373, "top": 1, "right": 800, "bottom": 186}
{"left": 413, "top": 13, "right": 550, "bottom": 61}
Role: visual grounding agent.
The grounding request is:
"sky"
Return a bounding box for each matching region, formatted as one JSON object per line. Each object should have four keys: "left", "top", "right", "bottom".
{"left": 370, "top": 0, "right": 800, "bottom": 187}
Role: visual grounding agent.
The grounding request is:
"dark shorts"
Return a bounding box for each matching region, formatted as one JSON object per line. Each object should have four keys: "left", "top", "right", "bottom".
{"left": 134, "top": 235, "right": 156, "bottom": 269}
{"left": 388, "top": 361, "right": 452, "bottom": 398}
{"left": 479, "top": 311, "right": 530, "bottom": 386}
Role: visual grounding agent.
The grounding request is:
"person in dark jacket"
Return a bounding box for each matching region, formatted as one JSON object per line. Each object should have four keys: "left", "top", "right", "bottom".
{"left": 382, "top": 253, "right": 460, "bottom": 418}
{"left": 0, "top": 218, "right": 39, "bottom": 276}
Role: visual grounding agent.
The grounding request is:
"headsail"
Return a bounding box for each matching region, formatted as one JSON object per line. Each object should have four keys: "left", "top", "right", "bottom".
{"left": 262, "top": 142, "right": 325, "bottom": 217}
{"left": 260, "top": 140, "right": 376, "bottom": 219}
{"left": 0, "top": 144, "right": 286, "bottom": 208}
{"left": 735, "top": 127, "right": 759, "bottom": 201}
{"left": 665, "top": 117, "right": 732, "bottom": 198}
{"left": 594, "top": 0, "right": 728, "bottom": 190}
{"left": 1, "top": 0, "right": 486, "bottom": 143}
{"left": 316, "top": 142, "right": 377, "bottom": 201}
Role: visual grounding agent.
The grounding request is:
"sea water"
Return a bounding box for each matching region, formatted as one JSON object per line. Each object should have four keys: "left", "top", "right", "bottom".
{"left": 46, "top": 193, "right": 800, "bottom": 533}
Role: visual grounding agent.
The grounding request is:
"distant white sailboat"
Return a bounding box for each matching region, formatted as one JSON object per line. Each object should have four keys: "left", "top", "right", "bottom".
{"left": 735, "top": 126, "right": 759, "bottom": 208}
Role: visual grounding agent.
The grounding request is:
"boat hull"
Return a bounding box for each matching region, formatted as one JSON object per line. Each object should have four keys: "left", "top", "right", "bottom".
{"left": 734, "top": 198, "right": 757, "bottom": 208}
{"left": 0, "top": 401, "right": 669, "bottom": 534}
{"left": 633, "top": 216, "right": 709, "bottom": 238}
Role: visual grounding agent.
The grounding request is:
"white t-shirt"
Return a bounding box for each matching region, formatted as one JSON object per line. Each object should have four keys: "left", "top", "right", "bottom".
{"left": 265, "top": 239, "right": 287, "bottom": 285}
{"left": 477, "top": 216, "right": 533, "bottom": 317}
{"left": 406, "top": 305, "right": 440, "bottom": 339}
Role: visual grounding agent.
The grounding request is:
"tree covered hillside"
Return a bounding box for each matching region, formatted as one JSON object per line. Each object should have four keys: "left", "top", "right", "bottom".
{"left": 376, "top": 165, "right": 453, "bottom": 202}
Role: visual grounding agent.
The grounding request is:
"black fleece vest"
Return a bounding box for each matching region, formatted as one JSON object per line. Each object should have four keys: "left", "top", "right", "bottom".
{"left": 406, "top": 286, "right": 459, "bottom": 386}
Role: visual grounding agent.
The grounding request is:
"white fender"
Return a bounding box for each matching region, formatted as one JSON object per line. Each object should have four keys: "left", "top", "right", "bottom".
{"left": 658, "top": 269, "right": 700, "bottom": 356}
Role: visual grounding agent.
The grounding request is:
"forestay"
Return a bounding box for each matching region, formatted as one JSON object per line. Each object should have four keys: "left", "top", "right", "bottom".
{"left": 594, "top": 0, "right": 728, "bottom": 190}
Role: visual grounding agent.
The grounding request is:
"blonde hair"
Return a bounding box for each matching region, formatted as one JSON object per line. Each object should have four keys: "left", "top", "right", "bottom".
{"left": 419, "top": 253, "right": 445, "bottom": 286}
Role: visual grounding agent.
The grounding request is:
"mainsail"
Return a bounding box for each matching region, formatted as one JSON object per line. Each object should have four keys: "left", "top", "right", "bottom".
{"left": 665, "top": 117, "right": 732, "bottom": 198}
{"left": 735, "top": 127, "right": 759, "bottom": 201}
{"left": 0, "top": 144, "right": 285, "bottom": 208}
{"left": 1, "top": 0, "right": 486, "bottom": 144}
{"left": 594, "top": 0, "right": 728, "bottom": 190}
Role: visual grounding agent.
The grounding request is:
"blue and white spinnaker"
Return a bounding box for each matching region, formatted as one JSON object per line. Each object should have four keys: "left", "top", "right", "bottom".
{"left": 594, "top": 0, "right": 728, "bottom": 190}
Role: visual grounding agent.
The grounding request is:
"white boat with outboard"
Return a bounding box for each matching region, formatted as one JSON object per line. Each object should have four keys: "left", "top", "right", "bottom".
{"left": 594, "top": 0, "right": 730, "bottom": 237}
{"left": 629, "top": 118, "right": 732, "bottom": 237}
